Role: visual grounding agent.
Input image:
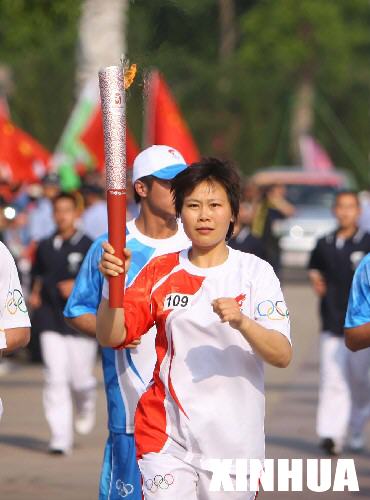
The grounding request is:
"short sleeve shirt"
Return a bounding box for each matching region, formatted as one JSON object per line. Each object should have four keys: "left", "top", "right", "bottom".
{"left": 121, "top": 248, "right": 291, "bottom": 468}
{"left": 0, "top": 242, "right": 31, "bottom": 331}
{"left": 32, "top": 231, "right": 92, "bottom": 334}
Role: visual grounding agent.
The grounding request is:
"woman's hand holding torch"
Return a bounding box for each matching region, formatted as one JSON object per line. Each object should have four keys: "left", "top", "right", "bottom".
{"left": 98, "top": 243, "right": 140, "bottom": 348}
{"left": 99, "top": 242, "right": 131, "bottom": 278}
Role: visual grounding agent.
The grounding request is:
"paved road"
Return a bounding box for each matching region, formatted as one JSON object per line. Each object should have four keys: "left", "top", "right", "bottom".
{"left": 1, "top": 281, "right": 369, "bottom": 499}
{"left": 265, "top": 282, "right": 370, "bottom": 499}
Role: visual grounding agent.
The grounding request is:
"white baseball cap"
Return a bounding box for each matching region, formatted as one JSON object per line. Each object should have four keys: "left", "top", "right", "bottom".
{"left": 132, "top": 145, "right": 188, "bottom": 184}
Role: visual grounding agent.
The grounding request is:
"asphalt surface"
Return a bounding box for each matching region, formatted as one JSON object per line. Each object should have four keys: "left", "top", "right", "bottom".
{"left": 1, "top": 278, "right": 370, "bottom": 499}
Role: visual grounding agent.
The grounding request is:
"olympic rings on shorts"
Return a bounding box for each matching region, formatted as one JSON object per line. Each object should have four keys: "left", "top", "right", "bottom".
{"left": 145, "top": 473, "right": 175, "bottom": 492}
{"left": 115, "top": 479, "right": 134, "bottom": 497}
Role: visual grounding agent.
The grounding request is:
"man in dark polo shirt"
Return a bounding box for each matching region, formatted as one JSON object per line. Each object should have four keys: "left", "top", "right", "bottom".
{"left": 29, "top": 192, "right": 94, "bottom": 454}
{"left": 308, "top": 190, "right": 370, "bottom": 455}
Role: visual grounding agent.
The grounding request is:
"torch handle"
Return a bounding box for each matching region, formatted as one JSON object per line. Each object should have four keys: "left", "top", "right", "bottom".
{"left": 107, "top": 189, "right": 126, "bottom": 307}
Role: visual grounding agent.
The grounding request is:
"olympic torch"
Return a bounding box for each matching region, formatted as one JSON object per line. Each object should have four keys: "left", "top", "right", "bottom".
{"left": 99, "top": 65, "right": 127, "bottom": 308}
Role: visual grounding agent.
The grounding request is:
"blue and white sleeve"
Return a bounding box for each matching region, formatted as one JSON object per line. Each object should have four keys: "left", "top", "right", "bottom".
{"left": 64, "top": 236, "right": 105, "bottom": 318}
{"left": 345, "top": 256, "right": 370, "bottom": 328}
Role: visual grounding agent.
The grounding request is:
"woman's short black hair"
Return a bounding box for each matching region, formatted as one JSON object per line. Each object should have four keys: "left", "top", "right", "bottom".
{"left": 171, "top": 157, "right": 241, "bottom": 240}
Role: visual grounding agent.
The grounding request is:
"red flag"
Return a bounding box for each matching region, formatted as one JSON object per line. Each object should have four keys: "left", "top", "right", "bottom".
{"left": 144, "top": 70, "right": 200, "bottom": 164}
{"left": 80, "top": 105, "right": 140, "bottom": 171}
{"left": 299, "top": 135, "right": 334, "bottom": 172}
{"left": 0, "top": 118, "right": 50, "bottom": 184}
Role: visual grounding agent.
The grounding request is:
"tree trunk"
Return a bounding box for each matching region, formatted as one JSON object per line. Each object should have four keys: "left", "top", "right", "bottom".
{"left": 76, "top": 0, "right": 128, "bottom": 94}
{"left": 290, "top": 77, "right": 315, "bottom": 164}
{"left": 218, "top": 0, "right": 236, "bottom": 60}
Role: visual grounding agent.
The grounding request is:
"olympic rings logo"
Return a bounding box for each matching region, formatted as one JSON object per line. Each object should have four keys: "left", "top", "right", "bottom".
{"left": 256, "top": 300, "right": 289, "bottom": 321}
{"left": 115, "top": 480, "right": 134, "bottom": 497}
{"left": 6, "top": 289, "right": 27, "bottom": 315}
{"left": 145, "top": 473, "right": 174, "bottom": 492}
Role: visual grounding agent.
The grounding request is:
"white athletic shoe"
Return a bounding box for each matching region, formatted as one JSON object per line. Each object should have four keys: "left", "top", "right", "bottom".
{"left": 75, "top": 411, "right": 95, "bottom": 435}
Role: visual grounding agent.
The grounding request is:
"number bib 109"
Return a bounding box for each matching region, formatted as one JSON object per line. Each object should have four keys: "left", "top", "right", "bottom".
{"left": 163, "top": 293, "right": 192, "bottom": 311}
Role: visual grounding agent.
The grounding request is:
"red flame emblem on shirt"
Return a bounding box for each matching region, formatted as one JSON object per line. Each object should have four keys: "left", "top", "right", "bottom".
{"left": 234, "top": 293, "right": 246, "bottom": 308}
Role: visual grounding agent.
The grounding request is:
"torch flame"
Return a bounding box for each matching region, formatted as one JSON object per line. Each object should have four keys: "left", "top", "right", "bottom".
{"left": 124, "top": 64, "right": 137, "bottom": 90}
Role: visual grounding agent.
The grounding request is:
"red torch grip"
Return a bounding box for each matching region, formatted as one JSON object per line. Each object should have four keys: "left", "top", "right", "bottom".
{"left": 107, "top": 189, "right": 126, "bottom": 308}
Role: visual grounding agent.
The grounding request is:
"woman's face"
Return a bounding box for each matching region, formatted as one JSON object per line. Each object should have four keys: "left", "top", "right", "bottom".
{"left": 181, "top": 180, "right": 233, "bottom": 250}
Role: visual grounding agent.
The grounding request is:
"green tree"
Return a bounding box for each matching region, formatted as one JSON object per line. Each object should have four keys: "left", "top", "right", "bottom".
{"left": 237, "top": 0, "right": 370, "bottom": 181}
{"left": 1, "top": 0, "right": 369, "bottom": 185}
{"left": 0, "top": 0, "right": 82, "bottom": 149}
{"left": 127, "top": 0, "right": 370, "bottom": 183}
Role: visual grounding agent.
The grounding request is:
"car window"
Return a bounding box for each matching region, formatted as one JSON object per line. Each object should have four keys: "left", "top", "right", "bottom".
{"left": 285, "top": 185, "right": 337, "bottom": 207}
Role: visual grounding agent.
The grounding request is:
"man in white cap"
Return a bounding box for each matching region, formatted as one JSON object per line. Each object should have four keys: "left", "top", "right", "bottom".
{"left": 0, "top": 242, "right": 31, "bottom": 419}
{"left": 64, "top": 145, "right": 190, "bottom": 500}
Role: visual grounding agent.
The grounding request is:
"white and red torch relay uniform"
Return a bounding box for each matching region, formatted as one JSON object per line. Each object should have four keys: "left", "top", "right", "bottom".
{"left": 103, "top": 247, "right": 291, "bottom": 499}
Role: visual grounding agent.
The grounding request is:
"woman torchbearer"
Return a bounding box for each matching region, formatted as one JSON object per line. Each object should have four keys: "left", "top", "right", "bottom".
{"left": 97, "top": 158, "right": 292, "bottom": 499}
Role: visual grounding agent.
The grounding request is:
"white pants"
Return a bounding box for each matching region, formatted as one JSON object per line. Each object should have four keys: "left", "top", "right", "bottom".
{"left": 317, "top": 332, "right": 370, "bottom": 442}
{"left": 139, "top": 453, "right": 257, "bottom": 500}
{"left": 40, "top": 331, "right": 98, "bottom": 451}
